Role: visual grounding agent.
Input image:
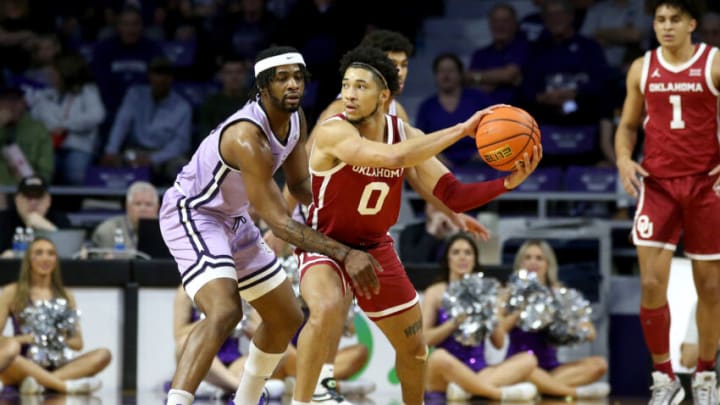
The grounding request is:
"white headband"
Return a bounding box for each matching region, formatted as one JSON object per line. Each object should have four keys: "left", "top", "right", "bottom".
{"left": 254, "top": 52, "right": 306, "bottom": 77}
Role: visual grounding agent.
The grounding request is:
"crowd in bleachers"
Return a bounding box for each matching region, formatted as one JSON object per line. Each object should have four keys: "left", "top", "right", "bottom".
{"left": 0, "top": 0, "right": 719, "bottom": 254}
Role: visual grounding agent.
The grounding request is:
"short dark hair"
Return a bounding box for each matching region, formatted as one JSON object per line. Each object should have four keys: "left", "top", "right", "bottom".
{"left": 53, "top": 52, "right": 94, "bottom": 93}
{"left": 359, "top": 30, "right": 414, "bottom": 57}
{"left": 432, "top": 52, "right": 464, "bottom": 74}
{"left": 252, "top": 46, "right": 310, "bottom": 100}
{"left": 490, "top": 3, "right": 518, "bottom": 19}
{"left": 645, "top": 0, "right": 704, "bottom": 20}
{"left": 339, "top": 46, "right": 400, "bottom": 95}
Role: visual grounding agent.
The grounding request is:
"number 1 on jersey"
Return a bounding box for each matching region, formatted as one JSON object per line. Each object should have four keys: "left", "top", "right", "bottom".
{"left": 669, "top": 95, "right": 686, "bottom": 129}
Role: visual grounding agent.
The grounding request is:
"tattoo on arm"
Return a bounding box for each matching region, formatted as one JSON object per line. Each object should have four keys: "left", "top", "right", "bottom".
{"left": 278, "top": 217, "right": 349, "bottom": 262}
{"left": 404, "top": 319, "right": 423, "bottom": 338}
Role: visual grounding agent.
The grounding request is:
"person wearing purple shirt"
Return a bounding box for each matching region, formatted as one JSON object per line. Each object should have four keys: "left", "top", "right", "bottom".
{"left": 416, "top": 53, "right": 494, "bottom": 167}
{"left": 91, "top": 6, "right": 164, "bottom": 119}
{"left": 520, "top": 0, "right": 610, "bottom": 127}
{"left": 467, "top": 4, "right": 530, "bottom": 105}
{"left": 421, "top": 233, "right": 538, "bottom": 402}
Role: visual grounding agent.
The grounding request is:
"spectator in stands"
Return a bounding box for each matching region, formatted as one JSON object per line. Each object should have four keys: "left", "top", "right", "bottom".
{"left": 0, "top": 0, "right": 43, "bottom": 75}
{"left": 501, "top": 239, "right": 610, "bottom": 399}
{"left": 171, "top": 285, "right": 287, "bottom": 399}
{"left": 0, "top": 237, "right": 109, "bottom": 394}
{"left": 22, "top": 33, "right": 63, "bottom": 87}
{"left": 521, "top": 0, "right": 610, "bottom": 127}
{"left": 26, "top": 52, "right": 105, "bottom": 185}
{"left": 520, "top": 0, "right": 589, "bottom": 43}
{"left": 91, "top": 181, "right": 158, "bottom": 253}
{"left": 101, "top": 57, "right": 192, "bottom": 185}
{"left": 421, "top": 232, "right": 538, "bottom": 402}
{"left": 91, "top": 5, "right": 164, "bottom": 119}
{"left": 580, "top": 0, "right": 650, "bottom": 70}
{"left": 0, "top": 176, "right": 71, "bottom": 256}
{"left": 467, "top": 3, "right": 530, "bottom": 105}
{"left": 0, "top": 86, "right": 53, "bottom": 186}
{"left": 699, "top": 12, "right": 720, "bottom": 47}
{"left": 399, "top": 202, "right": 460, "bottom": 264}
{"left": 680, "top": 302, "right": 720, "bottom": 374}
{"left": 211, "top": 0, "right": 279, "bottom": 60}
{"left": 416, "top": 53, "right": 494, "bottom": 168}
{"left": 195, "top": 55, "right": 251, "bottom": 147}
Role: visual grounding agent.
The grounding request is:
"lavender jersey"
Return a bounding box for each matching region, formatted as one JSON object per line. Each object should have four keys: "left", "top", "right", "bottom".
{"left": 174, "top": 100, "right": 300, "bottom": 218}
{"left": 436, "top": 308, "right": 487, "bottom": 372}
{"left": 160, "top": 100, "right": 300, "bottom": 301}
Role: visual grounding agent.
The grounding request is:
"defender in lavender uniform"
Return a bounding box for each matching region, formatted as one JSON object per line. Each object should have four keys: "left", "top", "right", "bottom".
{"left": 159, "top": 46, "right": 381, "bottom": 405}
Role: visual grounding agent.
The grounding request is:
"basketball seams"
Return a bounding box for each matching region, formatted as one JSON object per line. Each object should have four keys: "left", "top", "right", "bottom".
{"left": 475, "top": 132, "right": 534, "bottom": 149}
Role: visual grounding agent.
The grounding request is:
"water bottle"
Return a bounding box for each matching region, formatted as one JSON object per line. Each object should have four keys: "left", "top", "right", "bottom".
{"left": 24, "top": 227, "right": 34, "bottom": 246}
{"left": 113, "top": 226, "right": 126, "bottom": 253}
{"left": 12, "top": 227, "right": 24, "bottom": 256}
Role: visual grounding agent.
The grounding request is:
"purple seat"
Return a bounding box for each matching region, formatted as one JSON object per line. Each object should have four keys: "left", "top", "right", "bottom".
{"left": 539, "top": 124, "right": 597, "bottom": 155}
{"left": 564, "top": 165, "right": 617, "bottom": 192}
{"left": 452, "top": 165, "right": 501, "bottom": 183}
{"left": 514, "top": 166, "right": 563, "bottom": 192}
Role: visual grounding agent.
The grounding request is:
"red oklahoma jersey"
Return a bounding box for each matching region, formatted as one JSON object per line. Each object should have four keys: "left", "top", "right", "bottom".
{"left": 307, "top": 114, "right": 406, "bottom": 247}
{"left": 641, "top": 42, "right": 720, "bottom": 178}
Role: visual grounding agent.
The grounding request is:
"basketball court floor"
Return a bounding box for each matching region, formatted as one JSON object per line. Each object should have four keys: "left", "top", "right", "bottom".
{"left": 0, "top": 391, "right": 657, "bottom": 405}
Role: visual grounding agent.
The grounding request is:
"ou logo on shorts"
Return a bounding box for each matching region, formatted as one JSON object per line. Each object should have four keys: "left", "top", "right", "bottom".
{"left": 636, "top": 215, "right": 654, "bottom": 238}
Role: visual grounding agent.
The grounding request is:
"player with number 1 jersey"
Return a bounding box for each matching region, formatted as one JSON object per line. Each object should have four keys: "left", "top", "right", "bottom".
{"left": 615, "top": 1, "right": 720, "bottom": 404}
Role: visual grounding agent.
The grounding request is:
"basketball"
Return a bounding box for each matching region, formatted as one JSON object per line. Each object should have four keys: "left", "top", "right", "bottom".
{"left": 475, "top": 105, "right": 541, "bottom": 172}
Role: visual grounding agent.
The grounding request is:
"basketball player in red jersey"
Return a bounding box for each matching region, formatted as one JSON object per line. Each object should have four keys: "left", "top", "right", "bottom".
{"left": 317, "top": 30, "right": 413, "bottom": 123}
{"left": 291, "top": 47, "right": 541, "bottom": 405}
{"left": 615, "top": 1, "right": 720, "bottom": 404}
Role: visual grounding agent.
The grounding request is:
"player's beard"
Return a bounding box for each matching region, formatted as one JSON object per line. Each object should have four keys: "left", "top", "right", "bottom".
{"left": 346, "top": 100, "right": 381, "bottom": 125}
{"left": 268, "top": 92, "right": 301, "bottom": 113}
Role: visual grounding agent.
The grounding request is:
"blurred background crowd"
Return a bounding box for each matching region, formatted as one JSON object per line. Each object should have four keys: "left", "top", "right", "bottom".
{"left": 0, "top": 0, "right": 718, "bottom": 267}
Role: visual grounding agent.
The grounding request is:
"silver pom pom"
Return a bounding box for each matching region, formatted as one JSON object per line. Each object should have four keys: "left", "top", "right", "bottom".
{"left": 441, "top": 273, "right": 499, "bottom": 346}
{"left": 547, "top": 287, "right": 593, "bottom": 345}
{"left": 506, "top": 269, "right": 556, "bottom": 331}
{"left": 19, "top": 298, "right": 78, "bottom": 368}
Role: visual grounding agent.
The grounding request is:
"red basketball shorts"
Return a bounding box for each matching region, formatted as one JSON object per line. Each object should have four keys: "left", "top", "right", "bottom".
{"left": 633, "top": 175, "right": 720, "bottom": 259}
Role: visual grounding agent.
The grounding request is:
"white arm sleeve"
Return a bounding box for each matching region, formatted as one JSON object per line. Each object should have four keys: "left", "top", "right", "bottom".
{"left": 484, "top": 334, "right": 509, "bottom": 365}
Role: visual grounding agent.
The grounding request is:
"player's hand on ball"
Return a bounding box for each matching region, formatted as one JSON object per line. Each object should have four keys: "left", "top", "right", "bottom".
{"left": 461, "top": 104, "right": 508, "bottom": 137}
{"left": 343, "top": 249, "right": 383, "bottom": 299}
{"left": 617, "top": 156, "right": 649, "bottom": 198}
{"left": 503, "top": 145, "right": 543, "bottom": 190}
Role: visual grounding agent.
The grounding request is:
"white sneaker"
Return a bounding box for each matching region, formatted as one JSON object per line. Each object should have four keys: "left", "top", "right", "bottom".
{"left": 195, "top": 380, "right": 225, "bottom": 399}
{"left": 264, "top": 379, "right": 285, "bottom": 399}
{"left": 338, "top": 379, "right": 376, "bottom": 396}
{"left": 692, "top": 371, "right": 718, "bottom": 405}
{"left": 66, "top": 377, "right": 102, "bottom": 394}
{"left": 500, "top": 382, "right": 537, "bottom": 402}
{"left": 312, "top": 377, "right": 354, "bottom": 404}
{"left": 19, "top": 376, "right": 45, "bottom": 395}
{"left": 447, "top": 382, "right": 472, "bottom": 401}
{"left": 576, "top": 382, "right": 611, "bottom": 398}
{"left": 649, "top": 372, "right": 684, "bottom": 405}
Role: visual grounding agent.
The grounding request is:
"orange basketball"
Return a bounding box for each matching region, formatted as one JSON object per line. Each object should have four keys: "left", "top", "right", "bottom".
{"left": 475, "top": 105, "right": 541, "bottom": 172}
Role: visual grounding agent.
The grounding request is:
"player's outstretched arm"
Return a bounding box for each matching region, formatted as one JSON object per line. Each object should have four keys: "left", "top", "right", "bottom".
{"left": 312, "top": 108, "right": 495, "bottom": 170}
{"left": 406, "top": 123, "right": 541, "bottom": 214}
{"left": 615, "top": 57, "right": 649, "bottom": 198}
{"left": 220, "top": 122, "right": 382, "bottom": 299}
